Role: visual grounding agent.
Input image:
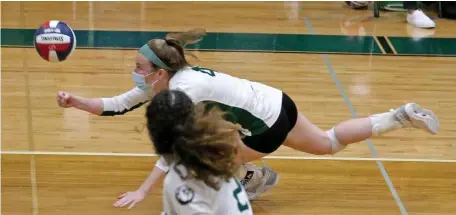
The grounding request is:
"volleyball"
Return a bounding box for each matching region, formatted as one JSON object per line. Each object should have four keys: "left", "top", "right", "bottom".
{"left": 34, "top": 20, "right": 76, "bottom": 62}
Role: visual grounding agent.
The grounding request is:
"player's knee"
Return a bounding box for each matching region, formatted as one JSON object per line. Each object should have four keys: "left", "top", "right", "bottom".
{"left": 284, "top": 127, "right": 344, "bottom": 155}
{"left": 326, "top": 127, "right": 346, "bottom": 155}
{"left": 309, "top": 128, "right": 347, "bottom": 155}
{"left": 308, "top": 131, "right": 334, "bottom": 155}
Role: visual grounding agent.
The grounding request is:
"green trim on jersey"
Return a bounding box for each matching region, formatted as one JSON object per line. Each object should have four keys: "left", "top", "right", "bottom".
{"left": 203, "top": 101, "right": 269, "bottom": 136}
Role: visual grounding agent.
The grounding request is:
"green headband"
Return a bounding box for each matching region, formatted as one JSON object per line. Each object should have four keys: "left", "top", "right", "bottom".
{"left": 139, "top": 44, "right": 172, "bottom": 71}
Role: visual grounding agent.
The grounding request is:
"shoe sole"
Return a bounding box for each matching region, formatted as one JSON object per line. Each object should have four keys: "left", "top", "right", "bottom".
{"left": 263, "top": 173, "right": 280, "bottom": 193}
{"left": 405, "top": 103, "right": 439, "bottom": 134}
{"left": 248, "top": 171, "right": 280, "bottom": 201}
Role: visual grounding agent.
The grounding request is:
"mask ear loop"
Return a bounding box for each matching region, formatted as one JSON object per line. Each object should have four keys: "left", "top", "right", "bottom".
{"left": 132, "top": 71, "right": 161, "bottom": 133}
{"left": 141, "top": 71, "right": 160, "bottom": 93}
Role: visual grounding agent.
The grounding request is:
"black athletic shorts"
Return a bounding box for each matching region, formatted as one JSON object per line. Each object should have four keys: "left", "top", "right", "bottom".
{"left": 242, "top": 92, "right": 298, "bottom": 154}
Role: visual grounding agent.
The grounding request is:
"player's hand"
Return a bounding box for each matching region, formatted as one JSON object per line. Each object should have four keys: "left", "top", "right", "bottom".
{"left": 113, "top": 190, "right": 146, "bottom": 209}
{"left": 56, "top": 91, "right": 73, "bottom": 108}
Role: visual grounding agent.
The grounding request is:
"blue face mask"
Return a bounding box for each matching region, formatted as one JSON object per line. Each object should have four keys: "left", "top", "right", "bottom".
{"left": 132, "top": 71, "right": 157, "bottom": 92}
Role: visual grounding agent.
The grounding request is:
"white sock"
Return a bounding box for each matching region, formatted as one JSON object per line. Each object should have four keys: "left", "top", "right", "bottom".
{"left": 369, "top": 111, "right": 403, "bottom": 136}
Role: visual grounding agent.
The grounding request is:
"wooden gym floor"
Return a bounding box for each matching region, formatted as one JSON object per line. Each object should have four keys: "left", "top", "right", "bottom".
{"left": 2, "top": 2, "right": 456, "bottom": 215}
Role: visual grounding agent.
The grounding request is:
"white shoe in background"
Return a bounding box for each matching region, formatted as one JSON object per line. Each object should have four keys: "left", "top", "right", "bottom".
{"left": 407, "top": 9, "right": 436, "bottom": 28}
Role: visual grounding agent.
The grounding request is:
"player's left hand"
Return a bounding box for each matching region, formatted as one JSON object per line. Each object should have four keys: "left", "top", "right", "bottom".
{"left": 113, "top": 190, "right": 146, "bottom": 209}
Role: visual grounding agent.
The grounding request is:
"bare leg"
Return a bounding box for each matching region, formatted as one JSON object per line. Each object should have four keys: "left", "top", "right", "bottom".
{"left": 235, "top": 103, "right": 438, "bottom": 201}
{"left": 233, "top": 138, "right": 268, "bottom": 165}
{"left": 284, "top": 103, "right": 439, "bottom": 155}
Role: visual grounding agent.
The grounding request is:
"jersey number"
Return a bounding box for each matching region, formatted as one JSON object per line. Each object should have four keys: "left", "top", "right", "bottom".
{"left": 192, "top": 66, "right": 216, "bottom": 77}
{"left": 233, "top": 180, "right": 249, "bottom": 212}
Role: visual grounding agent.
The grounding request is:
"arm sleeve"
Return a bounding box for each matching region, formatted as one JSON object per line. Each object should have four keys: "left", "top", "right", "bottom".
{"left": 155, "top": 156, "right": 170, "bottom": 173}
{"left": 100, "top": 87, "right": 151, "bottom": 116}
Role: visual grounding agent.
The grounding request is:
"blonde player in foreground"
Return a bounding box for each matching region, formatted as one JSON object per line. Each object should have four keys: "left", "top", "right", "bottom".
{"left": 145, "top": 89, "right": 252, "bottom": 215}
{"left": 56, "top": 29, "right": 440, "bottom": 209}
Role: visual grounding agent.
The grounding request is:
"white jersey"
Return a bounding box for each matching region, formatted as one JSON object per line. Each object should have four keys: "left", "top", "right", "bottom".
{"left": 169, "top": 66, "right": 282, "bottom": 136}
{"left": 161, "top": 162, "right": 253, "bottom": 215}
{"left": 100, "top": 66, "right": 283, "bottom": 136}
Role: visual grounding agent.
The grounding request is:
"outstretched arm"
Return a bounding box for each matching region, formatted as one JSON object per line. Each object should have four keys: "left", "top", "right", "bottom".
{"left": 56, "top": 87, "right": 151, "bottom": 116}
{"left": 138, "top": 157, "right": 169, "bottom": 194}
{"left": 112, "top": 157, "right": 169, "bottom": 209}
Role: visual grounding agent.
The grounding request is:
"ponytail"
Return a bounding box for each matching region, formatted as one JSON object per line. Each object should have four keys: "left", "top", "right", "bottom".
{"left": 145, "top": 28, "right": 206, "bottom": 74}
{"left": 165, "top": 28, "right": 206, "bottom": 61}
{"left": 165, "top": 38, "right": 186, "bottom": 62}
{"left": 165, "top": 28, "right": 206, "bottom": 47}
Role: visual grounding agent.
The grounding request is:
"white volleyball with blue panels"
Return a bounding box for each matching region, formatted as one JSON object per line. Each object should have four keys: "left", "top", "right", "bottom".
{"left": 34, "top": 20, "right": 76, "bottom": 62}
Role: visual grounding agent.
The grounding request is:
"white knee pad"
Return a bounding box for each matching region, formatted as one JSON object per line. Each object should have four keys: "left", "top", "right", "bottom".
{"left": 326, "top": 127, "right": 346, "bottom": 154}
{"left": 155, "top": 156, "right": 170, "bottom": 173}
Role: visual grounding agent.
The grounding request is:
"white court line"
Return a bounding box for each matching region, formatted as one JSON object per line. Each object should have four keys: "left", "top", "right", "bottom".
{"left": 1, "top": 151, "right": 159, "bottom": 157}
{"left": 2, "top": 150, "right": 456, "bottom": 163}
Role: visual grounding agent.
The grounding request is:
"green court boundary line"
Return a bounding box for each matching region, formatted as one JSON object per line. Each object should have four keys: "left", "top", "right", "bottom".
{"left": 1, "top": 44, "right": 385, "bottom": 55}
{"left": 3, "top": 28, "right": 456, "bottom": 57}
{"left": 0, "top": 28, "right": 383, "bottom": 56}
{"left": 3, "top": 45, "right": 456, "bottom": 57}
